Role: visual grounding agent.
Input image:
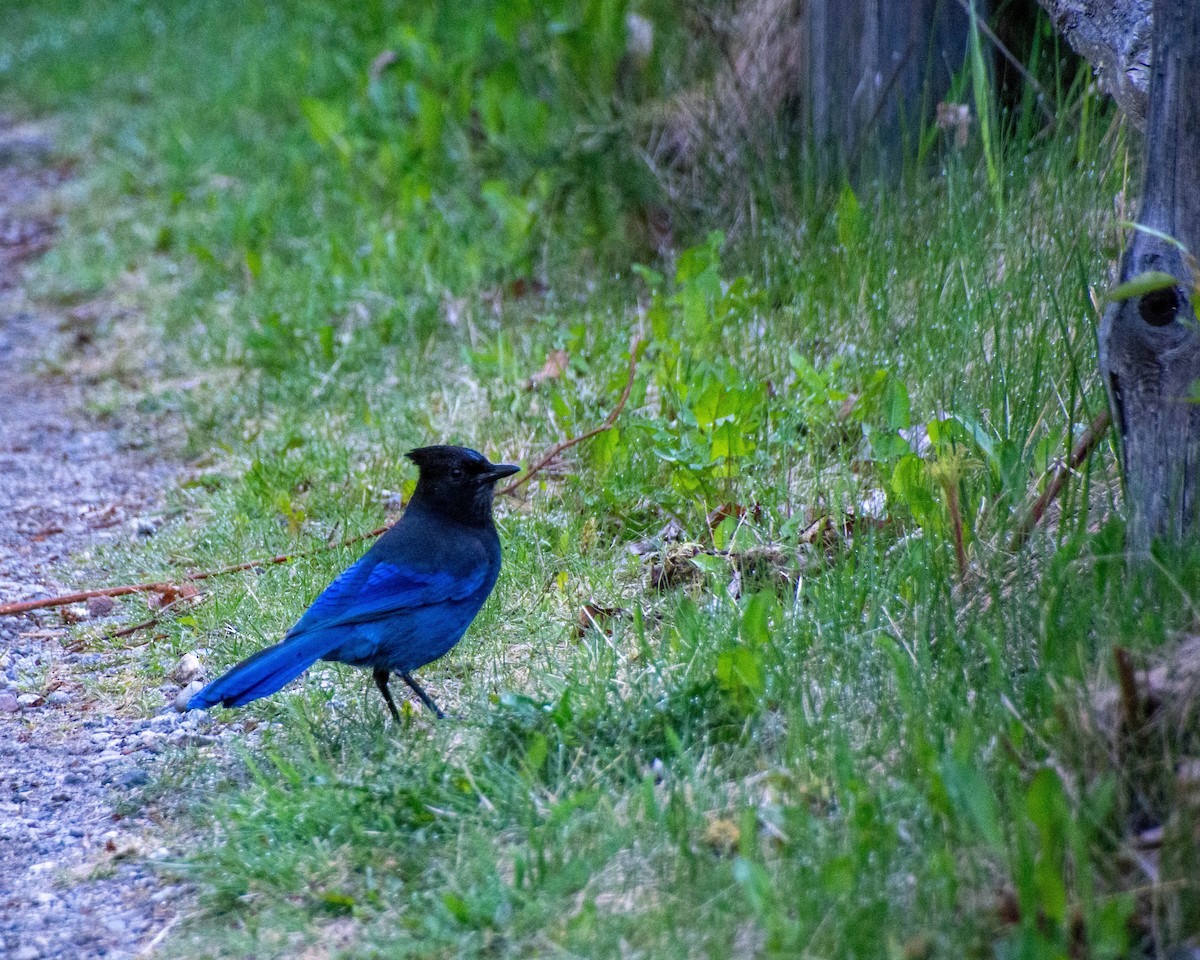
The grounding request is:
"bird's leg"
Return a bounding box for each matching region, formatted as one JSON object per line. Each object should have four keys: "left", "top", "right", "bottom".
{"left": 399, "top": 672, "right": 446, "bottom": 720}
{"left": 372, "top": 668, "right": 402, "bottom": 723}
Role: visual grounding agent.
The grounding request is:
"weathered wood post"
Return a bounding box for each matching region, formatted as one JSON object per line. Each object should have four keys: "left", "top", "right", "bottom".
{"left": 1097, "top": 0, "right": 1200, "bottom": 547}
{"left": 800, "top": 0, "right": 972, "bottom": 178}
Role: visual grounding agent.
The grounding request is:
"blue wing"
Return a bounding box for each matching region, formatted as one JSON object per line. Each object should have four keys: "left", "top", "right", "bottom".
{"left": 188, "top": 517, "right": 498, "bottom": 712}
{"left": 287, "top": 552, "right": 489, "bottom": 638}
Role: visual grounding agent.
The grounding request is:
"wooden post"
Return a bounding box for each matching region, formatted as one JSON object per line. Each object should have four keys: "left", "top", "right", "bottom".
{"left": 800, "top": 0, "right": 972, "bottom": 178}
{"left": 1098, "top": 0, "right": 1200, "bottom": 547}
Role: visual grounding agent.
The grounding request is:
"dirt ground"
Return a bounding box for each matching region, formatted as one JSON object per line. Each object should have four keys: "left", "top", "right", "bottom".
{"left": 0, "top": 116, "right": 199, "bottom": 960}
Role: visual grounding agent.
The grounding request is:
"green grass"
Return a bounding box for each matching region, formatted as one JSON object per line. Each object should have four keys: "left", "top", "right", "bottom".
{"left": 4, "top": 1, "right": 1198, "bottom": 957}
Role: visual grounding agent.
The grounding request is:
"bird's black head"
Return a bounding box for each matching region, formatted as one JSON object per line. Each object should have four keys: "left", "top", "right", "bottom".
{"left": 405, "top": 445, "right": 519, "bottom": 526}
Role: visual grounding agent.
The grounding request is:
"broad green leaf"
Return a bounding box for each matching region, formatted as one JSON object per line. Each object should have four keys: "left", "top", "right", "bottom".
{"left": 442, "top": 892, "right": 472, "bottom": 923}
{"left": 523, "top": 732, "right": 548, "bottom": 774}
{"left": 710, "top": 421, "right": 751, "bottom": 462}
{"left": 740, "top": 591, "right": 778, "bottom": 647}
{"left": 732, "top": 856, "right": 772, "bottom": 913}
{"left": 675, "top": 231, "right": 724, "bottom": 284}
{"left": 940, "top": 414, "right": 999, "bottom": 474}
{"left": 890, "top": 454, "right": 937, "bottom": 528}
{"left": 589, "top": 426, "right": 620, "bottom": 469}
{"left": 1034, "top": 855, "right": 1067, "bottom": 924}
{"left": 1026, "top": 767, "right": 1068, "bottom": 839}
{"left": 299, "top": 97, "right": 350, "bottom": 162}
{"left": 880, "top": 376, "right": 910, "bottom": 430}
{"left": 869, "top": 429, "right": 912, "bottom": 460}
{"left": 690, "top": 381, "right": 724, "bottom": 428}
{"left": 712, "top": 514, "right": 736, "bottom": 551}
{"left": 1107, "top": 270, "right": 1179, "bottom": 302}
{"left": 716, "top": 645, "right": 765, "bottom": 701}
{"left": 320, "top": 890, "right": 355, "bottom": 915}
{"left": 244, "top": 247, "right": 263, "bottom": 280}
{"left": 939, "top": 754, "right": 1003, "bottom": 849}
{"left": 632, "top": 263, "right": 665, "bottom": 290}
{"left": 318, "top": 324, "right": 335, "bottom": 362}
{"left": 549, "top": 390, "right": 573, "bottom": 427}
{"left": 836, "top": 184, "right": 866, "bottom": 250}
{"left": 690, "top": 553, "right": 728, "bottom": 576}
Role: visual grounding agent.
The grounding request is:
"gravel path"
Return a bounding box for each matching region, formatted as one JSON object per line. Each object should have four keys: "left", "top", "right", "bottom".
{"left": 0, "top": 117, "right": 201, "bottom": 960}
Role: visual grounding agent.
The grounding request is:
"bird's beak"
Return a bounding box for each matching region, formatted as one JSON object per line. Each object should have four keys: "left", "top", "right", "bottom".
{"left": 487, "top": 462, "right": 520, "bottom": 481}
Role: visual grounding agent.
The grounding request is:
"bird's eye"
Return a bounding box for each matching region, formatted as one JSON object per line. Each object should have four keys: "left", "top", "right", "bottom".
{"left": 449, "top": 467, "right": 464, "bottom": 481}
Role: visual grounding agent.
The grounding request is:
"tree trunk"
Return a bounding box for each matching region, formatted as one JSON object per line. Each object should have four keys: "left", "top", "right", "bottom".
{"left": 1035, "top": 0, "right": 1151, "bottom": 127}
{"left": 1097, "top": 0, "right": 1200, "bottom": 548}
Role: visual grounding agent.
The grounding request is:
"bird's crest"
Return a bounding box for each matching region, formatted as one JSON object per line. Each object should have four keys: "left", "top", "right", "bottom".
{"left": 405, "top": 445, "right": 490, "bottom": 473}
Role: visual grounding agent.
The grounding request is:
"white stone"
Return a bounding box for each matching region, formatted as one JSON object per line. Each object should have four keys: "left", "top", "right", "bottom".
{"left": 169, "top": 652, "right": 203, "bottom": 685}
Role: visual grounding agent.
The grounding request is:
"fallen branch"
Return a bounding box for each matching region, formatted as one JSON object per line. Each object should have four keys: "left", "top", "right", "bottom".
{"left": 499, "top": 336, "right": 643, "bottom": 497}
{"left": 0, "top": 527, "right": 391, "bottom": 618}
{"left": 1, "top": 583, "right": 176, "bottom": 617}
{"left": 0, "top": 340, "right": 644, "bottom": 618}
{"left": 1009, "top": 408, "right": 1112, "bottom": 550}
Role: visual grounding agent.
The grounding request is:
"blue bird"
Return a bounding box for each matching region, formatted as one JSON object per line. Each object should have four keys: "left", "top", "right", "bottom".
{"left": 187, "top": 445, "right": 519, "bottom": 721}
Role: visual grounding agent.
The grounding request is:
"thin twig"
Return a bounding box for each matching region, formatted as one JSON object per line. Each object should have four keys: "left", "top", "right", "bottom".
{"left": 1009, "top": 408, "right": 1112, "bottom": 550}
{"left": 499, "top": 336, "right": 643, "bottom": 498}
{"left": 0, "top": 527, "right": 392, "bottom": 618}
{"left": 1113, "top": 645, "right": 1145, "bottom": 735}
{"left": 953, "top": 0, "right": 1056, "bottom": 124}
{"left": 1, "top": 584, "right": 175, "bottom": 617}
{"left": 942, "top": 478, "right": 969, "bottom": 582}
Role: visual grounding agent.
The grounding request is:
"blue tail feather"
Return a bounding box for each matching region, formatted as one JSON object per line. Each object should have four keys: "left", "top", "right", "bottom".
{"left": 187, "top": 632, "right": 343, "bottom": 710}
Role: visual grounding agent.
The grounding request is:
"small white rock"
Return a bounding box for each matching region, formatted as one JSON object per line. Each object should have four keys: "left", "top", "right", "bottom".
{"left": 169, "top": 652, "right": 203, "bottom": 685}
{"left": 174, "top": 680, "right": 204, "bottom": 713}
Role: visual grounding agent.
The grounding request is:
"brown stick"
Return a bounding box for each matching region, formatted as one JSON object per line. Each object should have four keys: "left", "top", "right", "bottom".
{"left": 0, "top": 341, "right": 644, "bottom": 619}
{"left": 0, "top": 584, "right": 173, "bottom": 616}
{"left": 1009, "top": 408, "right": 1112, "bottom": 550}
{"left": 942, "top": 478, "right": 969, "bottom": 582}
{"left": 498, "top": 336, "right": 642, "bottom": 498}
{"left": 0, "top": 527, "right": 393, "bottom": 618}
{"left": 1113, "top": 645, "right": 1145, "bottom": 735}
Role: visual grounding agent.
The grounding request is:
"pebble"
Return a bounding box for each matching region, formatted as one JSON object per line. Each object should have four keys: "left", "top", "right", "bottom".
{"left": 85, "top": 595, "right": 116, "bottom": 618}
{"left": 168, "top": 730, "right": 217, "bottom": 747}
{"left": 17, "top": 693, "right": 43, "bottom": 709}
{"left": 148, "top": 711, "right": 181, "bottom": 728}
{"left": 0, "top": 693, "right": 18, "bottom": 713}
{"left": 169, "top": 652, "right": 203, "bottom": 685}
{"left": 46, "top": 691, "right": 69, "bottom": 706}
{"left": 174, "top": 681, "right": 204, "bottom": 713}
{"left": 117, "top": 769, "right": 150, "bottom": 788}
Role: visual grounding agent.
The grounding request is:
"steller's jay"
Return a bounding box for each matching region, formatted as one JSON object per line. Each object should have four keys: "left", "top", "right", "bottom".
{"left": 187, "top": 445, "right": 519, "bottom": 721}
